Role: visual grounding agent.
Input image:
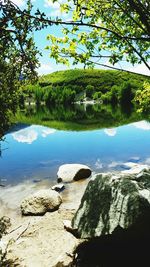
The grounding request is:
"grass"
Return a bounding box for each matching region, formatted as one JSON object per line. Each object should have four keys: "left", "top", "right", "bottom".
{"left": 39, "top": 69, "right": 149, "bottom": 88}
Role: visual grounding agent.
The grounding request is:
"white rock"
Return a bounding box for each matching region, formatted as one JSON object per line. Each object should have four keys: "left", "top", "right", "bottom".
{"left": 57, "top": 164, "right": 92, "bottom": 183}
{"left": 51, "top": 184, "right": 65, "bottom": 192}
{"left": 121, "top": 164, "right": 149, "bottom": 174}
{"left": 21, "top": 189, "right": 62, "bottom": 215}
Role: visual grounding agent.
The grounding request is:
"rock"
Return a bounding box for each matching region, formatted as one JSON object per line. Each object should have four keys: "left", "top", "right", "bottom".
{"left": 63, "top": 220, "right": 72, "bottom": 230}
{"left": 21, "top": 189, "right": 62, "bottom": 215}
{"left": 53, "top": 253, "right": 73, "bottom": 267}
{"left": 72, "top": 170, "right": 150, "bottom": 238}
{"left": 121, "top": 163, "right": 149, "bottom": 174}
{"left": 57, "top": 164, "right": 92, "bottom": 183}
{"left": 63, "top": 220, "right": 78, "bottom": 237}
{"left": 52, "top": 183, "right": 65, "bottom": 192}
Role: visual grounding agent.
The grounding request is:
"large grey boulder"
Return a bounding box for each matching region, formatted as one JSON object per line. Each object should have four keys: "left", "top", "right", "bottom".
{"left": 57, "top": 164, "right": 92, "bottom": 183}
{"left": 72, "top": 170, "right": 150, "bottom": 238}
{"left": 21, "top": 189, "right": 62, "bottom": 215}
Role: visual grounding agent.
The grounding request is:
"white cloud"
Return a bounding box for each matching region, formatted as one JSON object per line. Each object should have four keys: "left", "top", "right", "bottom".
{"left": 2, "top": 0, "right": 25, "bottom": 6}
{"left": 44, "top": 0, "right": 70, "bottom": 18}
{"left": 37, "top": 63, "right": 53, "bottom": 75}
{"left": 44, "top": 0, "right": 66, "bottom": 8}
{"left": 133, "top": 120, "right": 150, "bottom": 130}
{"left": 12, "top": 0, "right": 25, "bottom": 7}
{"left": 102, "top": 59, "right": 150, "bottom": 76}
{"left": 127, "top": 63, "right": 150, "bottom": 76}
{"left": 50, "top": 8, "right": 68, "bottom": 17}
{"left": 12, "top": 128, "right": 38, "bottom": 144}
{"left": 44, "top": 0, "right": 60, "bottom": 8}
{"left": 104, "top": 128, "right": 117, "bottom": 137}
{"left": 41, "top": 128, "right": 56, "bottom": 137}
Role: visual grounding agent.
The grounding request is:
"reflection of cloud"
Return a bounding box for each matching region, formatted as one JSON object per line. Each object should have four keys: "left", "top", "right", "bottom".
{"left": 12, "top": 126, "right": 57, "bottom": 144}
{"left": 95, "top": 159, "right": 103, "bottom": 169}
{"left": 37, "top": 63, "right": 52, "bottom": 75}
{"left": 41, "top": 128, "right": 56, "bottom": 137}
{"left": 133, "top": 120, "right": 150, "bottom": 130}
{"left": 12, "top": 128, "right": 38, "bottom": 144}
{"left": 104, "top": 128, "right": 117, "bottom": 137}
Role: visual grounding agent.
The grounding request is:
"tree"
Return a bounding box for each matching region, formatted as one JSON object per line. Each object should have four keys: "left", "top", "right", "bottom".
{"left": 0, "top": 0, "right": 39, "bottom": 137}
{"left": 1, "top": 0, "right": 149, "bottom": 75}
{"left": 45, "top": 0, "right": 150, "bottom": 73}
{"left": 0, "top": 0, "right": 39, "bottom": 79}
{"left": 134, "top": 81, "right": 150, "bottom": 113}
{"left": 119, "top": 82, "right": 134, "bottom": 105}
{"left": 0, "top": 0, "right": 149, "bottom": 138}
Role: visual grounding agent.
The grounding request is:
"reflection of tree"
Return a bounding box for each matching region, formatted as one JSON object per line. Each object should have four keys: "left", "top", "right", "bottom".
{"left": 15, "top": 103, "right": 146, "bottom": 130}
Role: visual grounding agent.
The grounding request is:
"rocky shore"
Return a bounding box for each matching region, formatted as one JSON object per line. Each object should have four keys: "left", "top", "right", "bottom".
{"left": 1, "top": 163, "right": 150, "bottom": 267}
{"left": 0, "top": 164, "right": 91, "bottom": 266}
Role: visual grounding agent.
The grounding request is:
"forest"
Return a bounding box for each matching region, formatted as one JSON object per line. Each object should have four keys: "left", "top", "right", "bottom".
{"left": 19, "top": 69, "right": 150, "bottom": 107}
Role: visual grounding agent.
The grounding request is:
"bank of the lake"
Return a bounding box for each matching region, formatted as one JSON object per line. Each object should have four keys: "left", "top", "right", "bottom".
{"left": 19, "top": 69, "right": 149, "bottom": 107}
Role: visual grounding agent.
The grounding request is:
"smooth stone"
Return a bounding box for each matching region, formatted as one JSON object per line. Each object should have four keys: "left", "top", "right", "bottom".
{"left": 51, "top": 183, "right": 65, "bottom": 192}
{"left": 57, "top": 164, "right": 92, "bottom": 183}
{"left": 21, "top": 189, "right": 62, "bottom": 215}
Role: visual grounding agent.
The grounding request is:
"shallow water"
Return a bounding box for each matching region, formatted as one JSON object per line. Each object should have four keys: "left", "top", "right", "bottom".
{"left": 1, "top": 120, "right": 150, "bottom": 186}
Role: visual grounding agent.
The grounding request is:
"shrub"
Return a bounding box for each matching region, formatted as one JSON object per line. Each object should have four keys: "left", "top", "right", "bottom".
{"left": 119, "top": 82, "right": 134, "bottom": 106}
{"left": 134, "top": 82, "right": 150, "bottom": 113}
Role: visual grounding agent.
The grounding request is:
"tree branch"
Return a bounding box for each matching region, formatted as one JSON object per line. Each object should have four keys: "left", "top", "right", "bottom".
{"left": 87, "top": 60, "right": 150, "bottom": 77}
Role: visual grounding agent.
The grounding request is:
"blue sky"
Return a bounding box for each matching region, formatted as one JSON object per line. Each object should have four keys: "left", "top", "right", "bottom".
{"left": 12, "top": 0, "right": 150, "bottom": 76}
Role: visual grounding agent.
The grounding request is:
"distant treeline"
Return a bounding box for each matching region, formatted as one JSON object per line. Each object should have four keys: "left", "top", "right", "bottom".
{"left": 19, "top": 69, "right": 150, "bottom": 107}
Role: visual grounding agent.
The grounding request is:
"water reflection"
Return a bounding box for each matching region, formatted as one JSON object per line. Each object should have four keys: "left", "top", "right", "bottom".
{"left": 132, "top": 120, "right": 150, "bottom": 130}
{"left": 12, "top": 127, "right": 38, "bottom": 144}
{"left": 104, "top": 128, "right": 117, "bottom": 137}
{"left": 1, "top": 104, "right": 150, "bottom": 186}
{"left": 12, "top": 126, "right": 56, "bottom": 144}
{"left": 1, "top": 120, "right": 150, "bottom": 186}
{"left": 15, "top": 103, "right": 146, "bottom": 131}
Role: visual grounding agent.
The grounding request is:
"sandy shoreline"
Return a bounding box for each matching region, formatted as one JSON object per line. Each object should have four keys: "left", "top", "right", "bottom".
{"left": 0, "top": 177, "right": 89, "bottom": 216}
{"left": 0, "top": 178, "right": 89, "bottom": 266}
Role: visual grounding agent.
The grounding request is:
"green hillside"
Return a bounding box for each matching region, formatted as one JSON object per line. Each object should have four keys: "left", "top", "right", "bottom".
{"left": 39, "top": 69, "right": 148, "bottom": 90}
{"left": 20, "top": 69, "right": 150, "bottom": 106}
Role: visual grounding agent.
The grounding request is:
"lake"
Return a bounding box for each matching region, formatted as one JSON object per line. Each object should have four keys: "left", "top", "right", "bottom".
{"left": 1, "top": 103, "right": 150, "bottom": 187}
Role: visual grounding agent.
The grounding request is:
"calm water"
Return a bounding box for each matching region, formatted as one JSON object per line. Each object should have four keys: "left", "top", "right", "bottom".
{"left": 1, "top": 119, "right": 150, "bottom": 186}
